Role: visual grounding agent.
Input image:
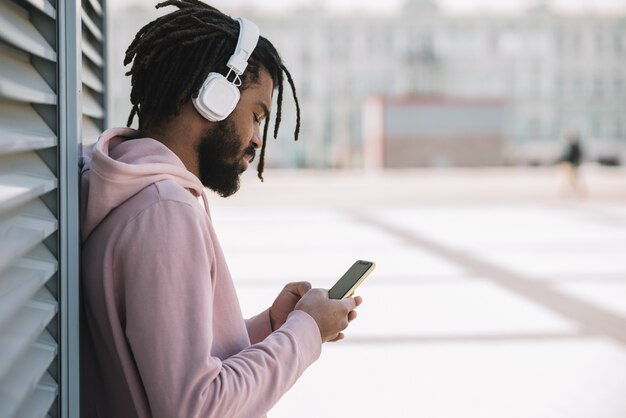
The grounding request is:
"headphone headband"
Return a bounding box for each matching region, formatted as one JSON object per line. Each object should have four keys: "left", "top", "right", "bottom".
{"left": 227, "top": 17, "right": 260, "bottom": 76}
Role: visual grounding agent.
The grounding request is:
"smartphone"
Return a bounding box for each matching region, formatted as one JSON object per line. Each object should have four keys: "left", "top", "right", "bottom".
{"left": 328, "top": 260, "right": 376, "bottom": 300}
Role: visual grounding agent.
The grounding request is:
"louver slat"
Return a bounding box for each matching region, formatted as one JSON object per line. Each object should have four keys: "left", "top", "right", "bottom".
{"left": 81, "top": 8, "right": 103, "bottom": 42}
{"left": 0, "top": 253, "right": 57, "bottom": 332}
{"left": 0, "top": 318, "right": 57, "bottom": 386}
{"left": 0, "top": 47, "right": 56, "bottom": 105}
{"left": 22, "top": 0, "right": 56, "bottom": 19}
{"left": 82, "top": 37, "right": 103, "bottom": 67}
{"left": 0, "top": 1, "right": 55, "bottom": 61}
{"left": 0, "top": 284, "right": 57, "bottom": 383}
{"left": 82, "top": 90, "right": 105, "bottom": 119}
{"left": 0, "top": 99, "right": 56, "bottom": 155}
{"left": 82, "top": 62, "right": 104, "bottom": 93}
{"left": 0, "top": 327, "right": 58, "bottom": 418}
{"left": 0, "top": 238, "right": 57, "bottom": 310}
{"left": 86, "top": 0, "right": 103, "bottom": 17}
{"left": 14, "top": 372, "right": 58, "bottom": 418}
{"left": 0, "top": 159, "right": 57, "bottom": 274}
{"left": 83, "top": 115, "right": 102, "bottom": 145}
{"left": 0, "top": 173, "right": 57, "bottom": 214}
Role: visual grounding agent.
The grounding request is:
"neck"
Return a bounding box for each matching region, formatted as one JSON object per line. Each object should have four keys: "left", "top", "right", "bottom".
{"left": 140, "top": 112, "right": 202, "bottom": 178}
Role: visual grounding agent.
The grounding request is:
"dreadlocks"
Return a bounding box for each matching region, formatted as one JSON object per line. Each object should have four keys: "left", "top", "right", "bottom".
{"left": 124, "top": 0, "right": 301, "bottom": 181}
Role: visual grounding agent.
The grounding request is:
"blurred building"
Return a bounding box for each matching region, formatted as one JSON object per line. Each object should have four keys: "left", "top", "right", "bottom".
{"left": 109, "top": 1, "right": 626, "bottom": 168}
{"left": 363, "top": 96, "right": 506, "bottom": 168}
{"left": 249, "top": 0, "right": 626, "bottom": 167}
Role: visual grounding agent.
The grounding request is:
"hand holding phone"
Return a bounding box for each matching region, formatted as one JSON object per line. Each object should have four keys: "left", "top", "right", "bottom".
{"left": 328, "top": 260, "right": 376, "bottom": 299}
{"left": 294, "top": 288, "right": 361, "bottom": 342}
{"left": 293, "top": 260, "right": 373, "bottom": 342}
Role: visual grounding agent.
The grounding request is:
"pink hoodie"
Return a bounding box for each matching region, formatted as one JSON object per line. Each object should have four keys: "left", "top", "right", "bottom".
{"left": 80, "top": 128, "right": 322, "bottom": 418}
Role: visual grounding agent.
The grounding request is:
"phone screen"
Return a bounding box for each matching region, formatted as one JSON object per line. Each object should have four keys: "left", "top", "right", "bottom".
{"left": 328, "top": 260, "right": 375, "bottom": 299}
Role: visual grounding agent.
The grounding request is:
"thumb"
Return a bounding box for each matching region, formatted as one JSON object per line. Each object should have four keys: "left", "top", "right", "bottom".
{"left": 287, "top": 281, "right": 312, "bottom": 297}
{"left": 342, "top": 296, "right": 358, "bottom": 311}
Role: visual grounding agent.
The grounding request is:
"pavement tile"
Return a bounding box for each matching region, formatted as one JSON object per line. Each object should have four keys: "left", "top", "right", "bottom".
{"left": 209, "top": 169, "right": 626, "bottom": 418}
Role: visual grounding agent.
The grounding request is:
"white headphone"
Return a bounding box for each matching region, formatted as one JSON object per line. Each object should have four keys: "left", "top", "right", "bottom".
{"left": 192, "top": 17, "right": 260, "bottom": 122}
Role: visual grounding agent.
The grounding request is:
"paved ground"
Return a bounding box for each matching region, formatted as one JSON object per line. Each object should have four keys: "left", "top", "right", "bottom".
{"left": 208, "top": 167, "right": 626, "bottom": 418}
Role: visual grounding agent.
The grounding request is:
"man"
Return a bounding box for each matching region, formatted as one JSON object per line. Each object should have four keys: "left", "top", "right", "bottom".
{"left": 556, "top": 131, "right": 586, "bottom": 198}
{"left": 80, "top": 1, "right": 362, "bottom": 417}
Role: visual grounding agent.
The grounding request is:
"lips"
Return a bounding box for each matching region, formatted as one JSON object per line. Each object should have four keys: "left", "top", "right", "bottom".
{"left": 238, "top": 150, "right": 254, "bottom": 172}
{"left": 244, "top": 146, "right": 256, "bottom": 163}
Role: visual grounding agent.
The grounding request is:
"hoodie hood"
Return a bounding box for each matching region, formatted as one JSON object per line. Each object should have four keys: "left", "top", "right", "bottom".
{"left": 80, "top": 127, "right": 204, "bottom": 242}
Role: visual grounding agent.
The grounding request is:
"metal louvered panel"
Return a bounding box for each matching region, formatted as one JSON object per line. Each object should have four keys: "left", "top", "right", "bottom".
{"left": 0, "top": 0, "right": 104, "bottom": 415}
{"left": 0, "top": 0, "right": 61, "bottom": 417}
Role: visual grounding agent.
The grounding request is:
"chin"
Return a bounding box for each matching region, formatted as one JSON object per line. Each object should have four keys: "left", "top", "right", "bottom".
{"left": 199, "top": 169, "right": 242, "bottom": 198}
{"left": 213, "top": 180, "right": 241, "bottom": 198}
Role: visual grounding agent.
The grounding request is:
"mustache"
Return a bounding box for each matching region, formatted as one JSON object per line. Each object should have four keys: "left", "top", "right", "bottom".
{"left": 244, "top": 146, "right": 256, "bottom": 163}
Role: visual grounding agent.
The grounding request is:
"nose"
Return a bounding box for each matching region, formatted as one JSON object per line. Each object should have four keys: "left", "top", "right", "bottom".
{"left": 251, "top": 126, "right": 262, "bottom": 150}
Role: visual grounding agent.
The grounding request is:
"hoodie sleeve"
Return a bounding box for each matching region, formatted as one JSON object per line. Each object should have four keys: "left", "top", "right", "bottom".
{"left": 117, "top": 199, "right": 322, "bottom": 418}
{"left": 245, "top": 309, "right": 273, "bottom": 345}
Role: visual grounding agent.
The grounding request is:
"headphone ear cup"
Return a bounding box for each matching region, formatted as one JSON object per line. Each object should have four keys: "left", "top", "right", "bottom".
{"left": 192, "top": 72, "right": 241, "bottom": 122}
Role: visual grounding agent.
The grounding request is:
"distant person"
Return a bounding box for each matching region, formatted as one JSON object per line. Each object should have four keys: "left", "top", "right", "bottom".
{"left": 80, "top": 1, "right": 362, "bottom": 417}
{"left": 556, "top": 131, "right": 586, "bottom": 198}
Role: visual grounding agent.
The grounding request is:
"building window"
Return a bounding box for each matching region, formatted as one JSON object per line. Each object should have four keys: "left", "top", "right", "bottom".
{"left": 594, "top": 77, "right": 604, "bottom": 99}
{"left": 615, "top": 78, "right": 624, "bottom": 98}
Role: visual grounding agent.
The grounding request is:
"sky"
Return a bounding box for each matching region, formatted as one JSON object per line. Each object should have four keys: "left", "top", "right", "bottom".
{"left": 108, "top": 0, "right": 626, "bottom": 15}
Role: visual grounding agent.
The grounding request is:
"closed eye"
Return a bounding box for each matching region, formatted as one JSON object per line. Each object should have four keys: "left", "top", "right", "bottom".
{"left": 255, "top": 101, "right": 271, "bottom": 124}
{"left": 254, "top": 112, "right": 269, "bottom": 125}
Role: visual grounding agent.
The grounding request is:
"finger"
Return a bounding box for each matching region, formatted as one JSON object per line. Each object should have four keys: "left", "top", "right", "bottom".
{"left": 353, "top": 295, "right": 363, "bottom": 307}
{"left": 329, "top": 333, "right": 344, "bottom": 342}
{"left": 297, "top": 281, "right": 312, "bottom": 294}
{"left": 348, "top": 310, "right": 357, "bottom": 322}
{"left": 287, "top": 281, "right": 311, "bottom": 297}
{"left": 342, "top": 296, "right": 358, "bottom": 311}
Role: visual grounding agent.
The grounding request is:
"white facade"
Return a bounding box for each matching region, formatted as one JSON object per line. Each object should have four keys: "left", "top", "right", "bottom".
{"left": 249, "top": 1, "right": 626, "bottom": 167}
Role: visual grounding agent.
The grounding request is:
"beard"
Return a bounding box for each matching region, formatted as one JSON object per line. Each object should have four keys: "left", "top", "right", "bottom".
{"left": 196, "top": 118, "right": 256, "bottom": 197}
